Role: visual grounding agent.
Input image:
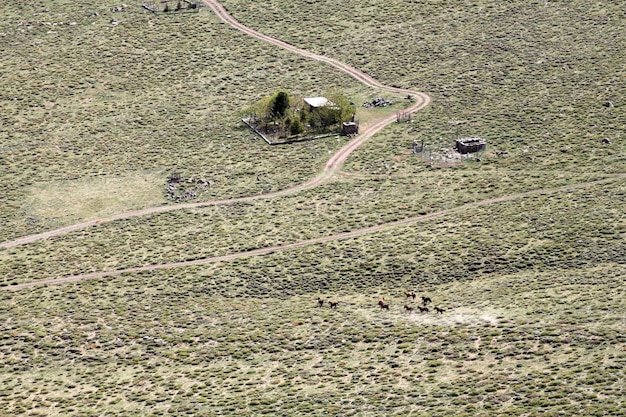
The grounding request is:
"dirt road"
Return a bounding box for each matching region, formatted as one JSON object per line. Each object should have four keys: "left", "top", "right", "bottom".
{"left": 5, "top": 174, "right": 623, "bottom": 291}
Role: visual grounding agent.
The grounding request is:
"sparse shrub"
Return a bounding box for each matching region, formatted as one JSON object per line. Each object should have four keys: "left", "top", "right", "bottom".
{"left": 289, "top": 117, "right": 304, "bottom": 135}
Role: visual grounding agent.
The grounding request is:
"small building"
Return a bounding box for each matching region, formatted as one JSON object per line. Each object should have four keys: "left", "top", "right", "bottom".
{"left": 342, "top": 121, "right": 359, "bottom": 136}
{"left": 456, "top": 137, "right": 486, "bottom": 154}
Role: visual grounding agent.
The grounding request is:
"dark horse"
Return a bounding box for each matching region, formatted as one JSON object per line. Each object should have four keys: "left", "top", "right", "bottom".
{"left": 418, "top": 306, "right": 429, "bottom": 313}
{"left": 379, "top": 302, "right": 390, "bottom": 310}
{"left": 421, "top": 296, "right": 432, "bottom": 306}
{"left": 434, "top": 306, "right": 445, "bottom": 314}
{"left": 404, "top": 305, "right": 414, "bottom": 312}
{"left": 405, "top": 291, "right": 416, "bottom": 300}
{"left": 329, "top": 301, "right": 339, "bottom": 309}
{"left": 317, "top": 298, "right": 324, "bottom": 308}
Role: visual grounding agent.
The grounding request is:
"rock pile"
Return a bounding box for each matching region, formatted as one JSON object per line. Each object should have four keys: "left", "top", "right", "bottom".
{"left": 166, "top": 173, "right": 209, "bottom": 201}
{"left": 363, "top": 97, "right": 393, "bottom": 108}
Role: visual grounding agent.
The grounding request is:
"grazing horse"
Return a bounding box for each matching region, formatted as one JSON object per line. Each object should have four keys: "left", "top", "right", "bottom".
{"left": 434, "top": 306, "right": 445, "bottom": 314}
{"left": 421, "top": 296, "right": 432, "bottom": 306}
{"left": 378, "top": 297, "right": 385, "bottom": 307}
{"left": 329, "top": 301, "right": 338, "bottom": 309}
{"left": 418, "top": 306, "right": 429, "bottom": 313}
{"left": 317, "top": 298, "right": 324, "bottom": 308}
{"left": 404, "top": 305, "right": 414, "bottom": 312}
{"left": 405, "top": 291, "right": 416, "bottom": 300}
{"left": 379, "top": 303, "right": 390, "bottom": 311}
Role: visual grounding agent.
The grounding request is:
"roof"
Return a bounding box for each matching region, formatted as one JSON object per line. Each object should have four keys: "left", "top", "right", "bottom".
{"left": 456, "top": 137, "right": 486, "bottom": 145}
{"left": 303, "top": 97, "right": 334, "bottom": 108}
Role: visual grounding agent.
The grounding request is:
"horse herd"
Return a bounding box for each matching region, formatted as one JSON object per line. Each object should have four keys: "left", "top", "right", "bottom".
{"left": 317, "top": 291, "right": 446, "bottom": 314}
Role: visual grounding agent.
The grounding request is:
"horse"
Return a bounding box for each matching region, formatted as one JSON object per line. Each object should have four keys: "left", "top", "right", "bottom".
{"left": 378, "top": 297, "right": 385, "bottom": 307}
{"left": 434, "top": 306, "right": 445, "bottom": 314}
{"left": 404, "top": 305, "right": 414, "bottom": 312}
{"left": 379, "top": 302, "right": 390, "bottom": 311}
{"left": 329, "top": 301, "right": 338, "bottom": 309}
{"left": 418, "top": 306, "right": 429, "bottom": 313}
{"left": 405, "top": 291, "right": 416, "bottom": 300}
{"left": 421, "top": 296, "right": 432, "bottom": 306}
{"left": 317, "top": 298, "right": 324, "bottom": 308}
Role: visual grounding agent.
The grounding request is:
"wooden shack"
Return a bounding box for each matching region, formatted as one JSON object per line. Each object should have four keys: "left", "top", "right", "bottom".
{"left": 342, "top": 122, "right": 359, "bottom": 136}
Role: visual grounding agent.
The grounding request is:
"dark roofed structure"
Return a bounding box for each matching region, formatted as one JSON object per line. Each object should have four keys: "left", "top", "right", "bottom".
{"left": 456, "top": 137, "right": 486, "bottom": 154}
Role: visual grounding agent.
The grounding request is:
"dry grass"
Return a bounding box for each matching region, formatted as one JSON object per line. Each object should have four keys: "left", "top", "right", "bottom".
{"left": 23, "top": 171, "right": 165, "bottom": 223}
{"left": 0, "top": 0, "right": 624, "bottom": 415}
{"left": 1, "top": 262, "right": 623, "bottom": 415}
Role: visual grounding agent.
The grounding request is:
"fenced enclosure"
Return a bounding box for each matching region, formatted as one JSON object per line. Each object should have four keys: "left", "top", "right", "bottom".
{"left": 410, "top": 137, "right": 486, "bottom": 165}
{"left": 397, "top": 110, "right": 411, "bottom": 123}
{"left": 242, "top": 117, "right": 336, "bottom": 145}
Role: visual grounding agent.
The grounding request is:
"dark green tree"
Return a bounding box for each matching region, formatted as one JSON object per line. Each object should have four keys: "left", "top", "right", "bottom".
{"left": 270, "top": 91, "right": 290, "bottom": 119}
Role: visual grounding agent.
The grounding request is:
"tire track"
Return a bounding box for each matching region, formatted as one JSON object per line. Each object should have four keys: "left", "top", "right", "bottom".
{"left": 5, "top": 174, "right": 624, "bottom": 291}
{"left": 0, "top": 1, "right": 430, "bottom": 250}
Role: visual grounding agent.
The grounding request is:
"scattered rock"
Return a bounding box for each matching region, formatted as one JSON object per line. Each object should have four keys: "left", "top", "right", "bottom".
{"left": 363, "top": 97, "right": 393, "bottom": 108}
{"left": 166, "top": 172, "right": 210, "bottom": 201}
{"left": 111, "top": 4, "right": 127, "bottom": 12}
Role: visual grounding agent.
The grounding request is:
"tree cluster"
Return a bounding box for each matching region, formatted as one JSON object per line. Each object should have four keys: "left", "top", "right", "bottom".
{"left": 245, "top": 89, "right": 355, "bottom": 138}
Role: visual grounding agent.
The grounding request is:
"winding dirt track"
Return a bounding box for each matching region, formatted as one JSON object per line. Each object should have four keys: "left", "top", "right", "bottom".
{"left": 0, "top": 0, "right": 429, "bottom": 251}
{"left": 3, "top": 2, "right": 622, "bottom": 291}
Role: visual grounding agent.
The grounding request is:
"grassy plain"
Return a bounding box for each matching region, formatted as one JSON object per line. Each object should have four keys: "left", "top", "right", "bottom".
{"left": 1, "top": 260, "right": 623, "bottom": 415}
{"left": 0, "top": 172, "right": 621, "bottom": 285}
{"left": 221, "top": 0, "right": 625, "bottom": 173}
{"left": 0, "top": 0, "right": 372, "bottom": 241}
{"left": 0, "top": 0, "right": 624, "bottom": 415}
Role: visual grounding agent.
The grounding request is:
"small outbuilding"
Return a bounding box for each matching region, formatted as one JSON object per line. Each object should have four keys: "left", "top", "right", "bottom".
{"left": 342, "top": 121, "right": 359, "bottom": 136}
{"left": 456, "top": 137, "right": 486, "bottom": 154}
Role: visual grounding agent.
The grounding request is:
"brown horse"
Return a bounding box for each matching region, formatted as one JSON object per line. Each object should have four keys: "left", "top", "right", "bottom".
{"left": 317, "top": 298, "right": 324, "bottom": 308}
{"left": 418, "top": 306, "right": 429, "bottom": 313}
{"left": 434, "top": 306, "right": 445, "bottom": 314}
{"left": 421, "top": 296, "right": 432, "bottom": 306}
{"left": 329, "top": 301, "right": 338, "bottom": 309}
{"left": 404, "top": 305, "right": 414, "bottom": 312}
{"left": 405, "top": 291, "right": 416, "bottom": 300}
{"left": 379, "top": 302, "right": 390, "bottom": 310}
